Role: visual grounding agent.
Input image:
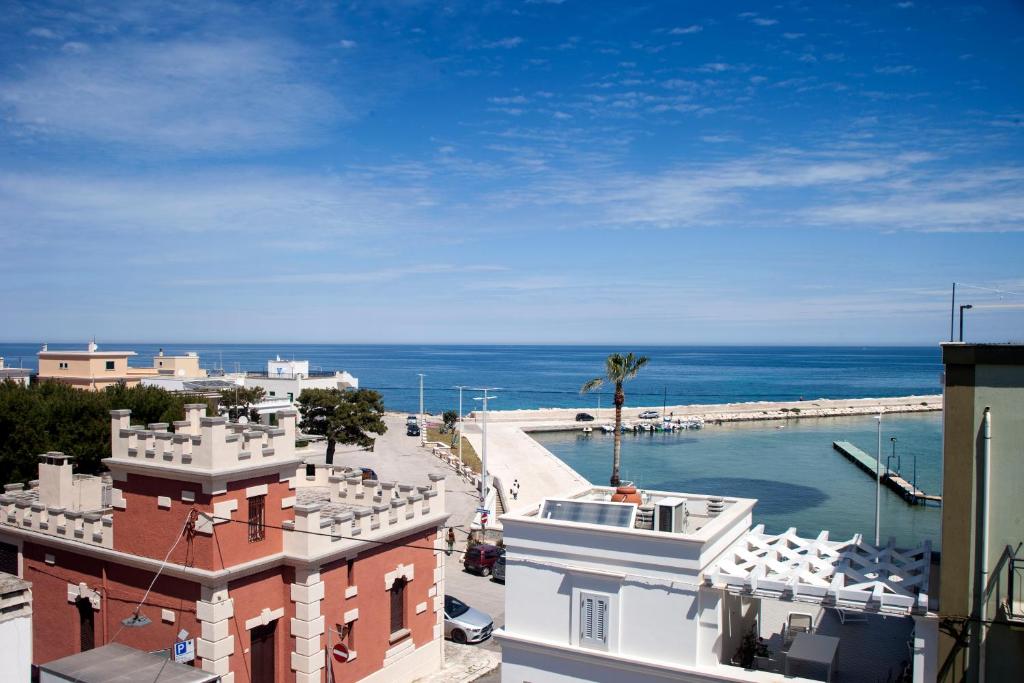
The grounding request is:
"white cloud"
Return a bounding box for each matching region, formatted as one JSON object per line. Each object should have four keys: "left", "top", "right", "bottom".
{"left": 670, "top": 25, "right": 703, "bottom": 35}
{"left": 752, "top": 18, "right": 778, "bottom": 26}
{"left": 27, "top": 27, "right": 61, "bottom": 39}
{"left": 482, "top": 36, "right": 523, "bottom": 49}
{"left": 783, "top": 32, "right": 805, "bottom": 40}
{"left": 489, "top": 95, "right": 529, "bottom": 104}
{"left": 61, "top": 42, "right": 90, "bottom": 54}
{"left": 338, "top": 39, "right": 358, "bottom": 49}
{"left": 0, "top": 38, "right": 340, "bottom": 153}
{"left": 875, "top": 65, "right": 917, "bottom": 75}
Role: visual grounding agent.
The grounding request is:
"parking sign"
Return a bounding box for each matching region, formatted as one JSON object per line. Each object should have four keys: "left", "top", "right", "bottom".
{"left": 174, "top": 639, "right": 195, "bottom": 663}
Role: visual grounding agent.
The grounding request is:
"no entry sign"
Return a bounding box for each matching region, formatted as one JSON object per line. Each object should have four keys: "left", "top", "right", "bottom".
{"left": 332, "top": 643, "right": 350, "bottom": 663}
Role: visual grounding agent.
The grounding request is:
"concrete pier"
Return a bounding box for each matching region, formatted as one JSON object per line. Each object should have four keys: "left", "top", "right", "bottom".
{"left": 832, "top": 441, "right": 941, "bottom": 506}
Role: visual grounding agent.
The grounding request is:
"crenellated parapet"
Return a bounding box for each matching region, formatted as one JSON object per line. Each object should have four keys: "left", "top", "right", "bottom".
{"left": 283, "top": 471, "right": 445, "bottom": 560}
{"left": 0, "top": 462, "right": 113, "bottom": 549}
{"left": 108, "top": 405, "right": 298, "bottom": 472}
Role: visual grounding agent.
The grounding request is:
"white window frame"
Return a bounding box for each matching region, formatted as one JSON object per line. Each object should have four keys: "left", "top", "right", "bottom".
{"left": 578, "top": 591, "right": 610, "bottom": 650}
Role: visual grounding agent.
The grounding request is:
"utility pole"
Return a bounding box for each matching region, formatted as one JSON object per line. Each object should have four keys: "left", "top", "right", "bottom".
{"left": 417, "top": 374, "right": 425, "bottom": 448}
{"left": 473, "top": 388, "right": 499, "bottom": 503}
{"left": 950, "top": 282, "right": 956, "bottom": 342}
{"left": 454, "top": 385, "right": 469, "bottom": 467}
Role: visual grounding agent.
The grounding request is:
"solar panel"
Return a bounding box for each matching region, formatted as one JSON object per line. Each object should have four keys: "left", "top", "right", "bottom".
{"left": 540, "top": 499, "right": 636, "bottom": 528}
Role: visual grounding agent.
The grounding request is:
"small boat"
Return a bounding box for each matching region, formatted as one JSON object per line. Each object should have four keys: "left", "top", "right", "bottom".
{"left": 582, "top": 426, "right": 593, "bottom": 434}
{"left": 601, "top": 424, "right": 615, "bottom": 433}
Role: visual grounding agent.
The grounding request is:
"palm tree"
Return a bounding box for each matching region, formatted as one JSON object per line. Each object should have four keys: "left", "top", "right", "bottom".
{"left": 580, "top": 352, "right": 650, "bottom": 487}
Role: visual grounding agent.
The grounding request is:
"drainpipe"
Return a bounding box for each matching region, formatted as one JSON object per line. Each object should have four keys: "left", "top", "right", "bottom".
{"left": 979, "top": 407, "right": 991, "bottom": 683}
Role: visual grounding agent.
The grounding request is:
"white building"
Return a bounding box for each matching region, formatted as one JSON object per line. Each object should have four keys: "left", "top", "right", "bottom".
{"left": 0, "top": 357, "right": 33, "bottom": 386}
{"left": 0, "top": 573, "right": 32, "bottom": 682}
{"left": 242, "top": 356, "right": 359, "bottom": 404}
{"left": 496, "top": 486, "right": 938, "bottom": 683}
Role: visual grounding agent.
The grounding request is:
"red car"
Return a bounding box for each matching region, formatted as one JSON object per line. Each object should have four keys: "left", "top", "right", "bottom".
{"left": 463, "top": 544, "right": 502, "bottom": 577}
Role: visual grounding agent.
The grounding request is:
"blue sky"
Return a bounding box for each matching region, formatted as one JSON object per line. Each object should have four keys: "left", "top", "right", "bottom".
{"left": 1, "top": 0, "right": 1022, "bottom": 344}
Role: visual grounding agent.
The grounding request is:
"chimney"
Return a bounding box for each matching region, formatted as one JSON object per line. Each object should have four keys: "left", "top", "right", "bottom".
{"left": 38, "top": 453, "right": 75, "bottom": 509}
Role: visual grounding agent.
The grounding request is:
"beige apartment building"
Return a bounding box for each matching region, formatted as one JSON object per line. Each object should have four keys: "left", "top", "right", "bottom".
{"left": 37, "top": 342, "right": 206, "bottom": 390}
{"left": 939, "top": 343, "right": 1024, "bottom": 683}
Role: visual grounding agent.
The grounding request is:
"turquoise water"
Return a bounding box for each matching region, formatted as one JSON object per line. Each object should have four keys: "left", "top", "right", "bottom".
{"left": 531, "top": 412, "right": 943, "bottom": 549}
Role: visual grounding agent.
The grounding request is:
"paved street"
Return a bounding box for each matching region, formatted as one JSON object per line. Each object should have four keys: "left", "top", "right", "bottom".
{"left": 301, "top": 414, "right": 506, "bottom": 676}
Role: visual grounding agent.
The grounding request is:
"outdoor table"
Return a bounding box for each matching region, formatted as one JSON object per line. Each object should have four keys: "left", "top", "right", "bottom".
{"left": 785, "top": 632, "right": 840, "bottom": 682}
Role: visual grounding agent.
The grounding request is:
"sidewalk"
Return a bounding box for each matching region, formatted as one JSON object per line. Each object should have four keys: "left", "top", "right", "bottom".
{"left": 414, "top": 642, "right": 500, "bottom": 683}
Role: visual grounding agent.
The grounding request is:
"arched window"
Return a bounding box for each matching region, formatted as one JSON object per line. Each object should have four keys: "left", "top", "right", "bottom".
{"left": 390, "top": 577, "right": 407, "bottom": 636}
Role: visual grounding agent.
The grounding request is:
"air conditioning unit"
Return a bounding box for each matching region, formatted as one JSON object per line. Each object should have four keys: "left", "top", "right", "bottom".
{"left": 654, "top": 497, "right": 687, "bottom": 533}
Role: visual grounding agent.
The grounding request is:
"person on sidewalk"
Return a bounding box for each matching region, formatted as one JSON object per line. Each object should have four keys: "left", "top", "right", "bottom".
{"left": 446, "top": 527, "right": 456, "bottom": 556}
{"left": 511, "top": 479, "right": 520, "bottom": 501}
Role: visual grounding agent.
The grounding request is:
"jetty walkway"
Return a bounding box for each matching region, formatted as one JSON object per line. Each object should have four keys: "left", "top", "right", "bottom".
{"left": 832, "top": 441, "right": 942, "bottom": 506}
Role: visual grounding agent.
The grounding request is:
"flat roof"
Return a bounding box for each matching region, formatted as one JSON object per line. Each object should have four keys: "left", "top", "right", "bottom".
{"left": 942, "top": 342, "right": 1024, "bottom": 366}
{"left": 40, "top": 643, "right": 218, "bottom": 683}
{"left": 38, "top": 350, "right": 137, "bottom": 357}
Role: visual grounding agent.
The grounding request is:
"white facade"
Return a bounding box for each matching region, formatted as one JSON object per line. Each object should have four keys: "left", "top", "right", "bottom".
{"left": 242, "top": 357, "right": 358, "bottom": 404}
{"left": 497, "top": 487, "right": 938, "bottom": 683}
{"left": 0, "top": 573, "right": 32, "bottom": 683}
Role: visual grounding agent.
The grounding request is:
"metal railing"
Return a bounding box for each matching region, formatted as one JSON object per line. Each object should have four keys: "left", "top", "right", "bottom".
{"left": 1009, "top": 544, "right": 1024, "bottom": 621}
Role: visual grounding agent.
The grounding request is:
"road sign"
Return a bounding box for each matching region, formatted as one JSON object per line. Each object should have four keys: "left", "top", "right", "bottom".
{"left": 480, "top": 512, "right": 489, "bottom": 527}
{"left": 476, "top": 507, "right": 488, "bottom": 514}
{"left": 173, "top": 639, "right": 195, "bottom": 664}
{"left": 332, "top": 643, "right": 350, "bottom": 663}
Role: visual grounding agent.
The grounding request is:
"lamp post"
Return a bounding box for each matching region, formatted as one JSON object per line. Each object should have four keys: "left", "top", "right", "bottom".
{"left": 875, "top": 412, "right": 882, "bottom": 547}
{"left": 890, "top": 436, "right": 899, "bottom": 476}
{"left": 959, "top": 304, "right": 973, "bottom": 342}
{"left": 453, "top": 385, "right": 469, "bottom": 467}
{"left": 473, "top": 388, "right": 499, "bottom": 504}
{"left": 417, "top": 373, "right": 426, "bottom": 443}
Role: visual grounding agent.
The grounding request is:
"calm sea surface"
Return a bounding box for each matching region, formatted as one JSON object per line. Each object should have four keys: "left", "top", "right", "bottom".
{"left": 0, "top": 344, "right": 942, "bottom": 413}
{"left": 1, "top": 343, "right": 944, "bottom": 546}
{"left": 532, "top": 412, "right": 943, "bottom": 549}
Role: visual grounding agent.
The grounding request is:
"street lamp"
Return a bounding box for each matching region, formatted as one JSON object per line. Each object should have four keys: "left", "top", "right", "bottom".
{"left": 472, "top": 388, "right": 499, "bottom": 504}
{"left": 417, "top": 373, "right": 426, "bottom": 443}
{"left": 959, "top": 304, "right": 973, "bottom": 342}
{"left": 874, "top": 412, "right": 882, "bottom": 547}
{"left": 453, "top": 385, "right": 469, "bottom": 467}
{"left": 889, "top": 437, "right": 899, "bottom": 476}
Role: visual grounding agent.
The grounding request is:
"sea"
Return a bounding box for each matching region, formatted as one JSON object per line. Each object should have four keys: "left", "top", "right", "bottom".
{"left": 1, "top": 343, "right": 945, "bottom": 547}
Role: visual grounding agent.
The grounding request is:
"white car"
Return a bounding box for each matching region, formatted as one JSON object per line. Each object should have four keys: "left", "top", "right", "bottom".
{"left": 444, "top": 595, "right": 493, "bottom": 644}
{"left": 638, "top": 410, "right": 660, "bottom": 419}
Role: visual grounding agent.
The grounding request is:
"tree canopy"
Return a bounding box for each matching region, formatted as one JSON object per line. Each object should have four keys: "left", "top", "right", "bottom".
{"left": 296, "top": 388, "right": 387, "bottom": 464}
{"left": 0, "top": 380, "right": 214, "bottom": 484}
{"left": 220, "top": 385, "right": 267, "bottom": 422}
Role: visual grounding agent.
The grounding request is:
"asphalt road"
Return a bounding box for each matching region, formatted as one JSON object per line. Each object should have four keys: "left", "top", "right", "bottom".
{"left": 300, "top": 414, "right": 507, "bottom": 666}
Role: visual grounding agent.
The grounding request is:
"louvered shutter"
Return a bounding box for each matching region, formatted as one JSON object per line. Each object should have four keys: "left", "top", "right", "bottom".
{"left": 580, "top": 592, "right": 609, "bottom": 648}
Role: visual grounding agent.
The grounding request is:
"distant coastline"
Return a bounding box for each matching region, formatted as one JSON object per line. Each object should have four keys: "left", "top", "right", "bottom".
{"left": 468, "top": 395, "right": 942, "bottom": 431}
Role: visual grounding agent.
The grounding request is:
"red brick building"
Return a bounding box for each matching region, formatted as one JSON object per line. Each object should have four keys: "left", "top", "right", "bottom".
{"left": 0, "top": 405, "right": 449, "bottom": 683}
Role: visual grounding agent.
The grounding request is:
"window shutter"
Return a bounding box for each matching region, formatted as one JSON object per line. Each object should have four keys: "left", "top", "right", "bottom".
{"left": 579, "top": 592, "right": 609, "bottom": 648}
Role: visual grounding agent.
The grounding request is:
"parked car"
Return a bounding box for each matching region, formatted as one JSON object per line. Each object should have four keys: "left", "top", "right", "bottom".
{"left": 444, "top": 595, "right": 493, "bottom": 644}
{"left": 406, "top": 415, "right": 419, "bottom": 426}
{"left": 407, "top": 424, "right": 421, "bottom": 437}
{"left": 575, "top": 412, "right": 595, "bottom": 422}
{"left": 492, "top": 548, "right": 506, "bottom": 583}
{"left": 463, "top": 543, "right": 502, "bottom": 577}
{"left": 638, "top": 410, "right": 660, "bottom": 419}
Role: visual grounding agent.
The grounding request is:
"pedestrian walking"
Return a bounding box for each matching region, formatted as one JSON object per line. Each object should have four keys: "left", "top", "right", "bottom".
{"left": 511, "top": 479, "right": 520, "bottom": 501}
{"left": 446, "top": 527, "right": 456, "bottom": 556}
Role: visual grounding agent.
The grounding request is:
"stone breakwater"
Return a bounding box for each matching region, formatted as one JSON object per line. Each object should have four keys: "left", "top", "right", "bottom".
{"left": 467, "top": 395, "right": 942, "bottom": 429}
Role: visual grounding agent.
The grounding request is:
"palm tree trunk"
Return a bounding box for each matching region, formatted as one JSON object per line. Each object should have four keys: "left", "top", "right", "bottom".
{"left": 611, "top": 382, "right": 624, "bottom": 487}
{"left": 326, "top": 438, "right": 336, "bottom": 465}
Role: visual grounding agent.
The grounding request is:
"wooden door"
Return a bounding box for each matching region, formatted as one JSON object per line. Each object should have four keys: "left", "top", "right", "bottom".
{"left": 250, "top": 621, "right": 277, "bottom": 683}
{"left": 76, "top": 597, "right": 94, "bottom": 652}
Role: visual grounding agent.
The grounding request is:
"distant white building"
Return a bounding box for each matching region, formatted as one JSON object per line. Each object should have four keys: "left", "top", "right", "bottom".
{"left": 496, "top": 485, "right": 938, "bottom": 683}
{"left": 0, "top": 357, "right": 33, "bottom": 386}
{"left": 0, "top": 573, "right": 32, "bottom": 682}
{"left": 242, "top": 356, "right": 359, "bottom": 404}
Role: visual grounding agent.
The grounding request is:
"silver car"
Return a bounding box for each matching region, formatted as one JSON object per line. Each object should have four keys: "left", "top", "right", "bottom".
{"left": 444, "top": 595, "right": 493, "bottom": 644}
